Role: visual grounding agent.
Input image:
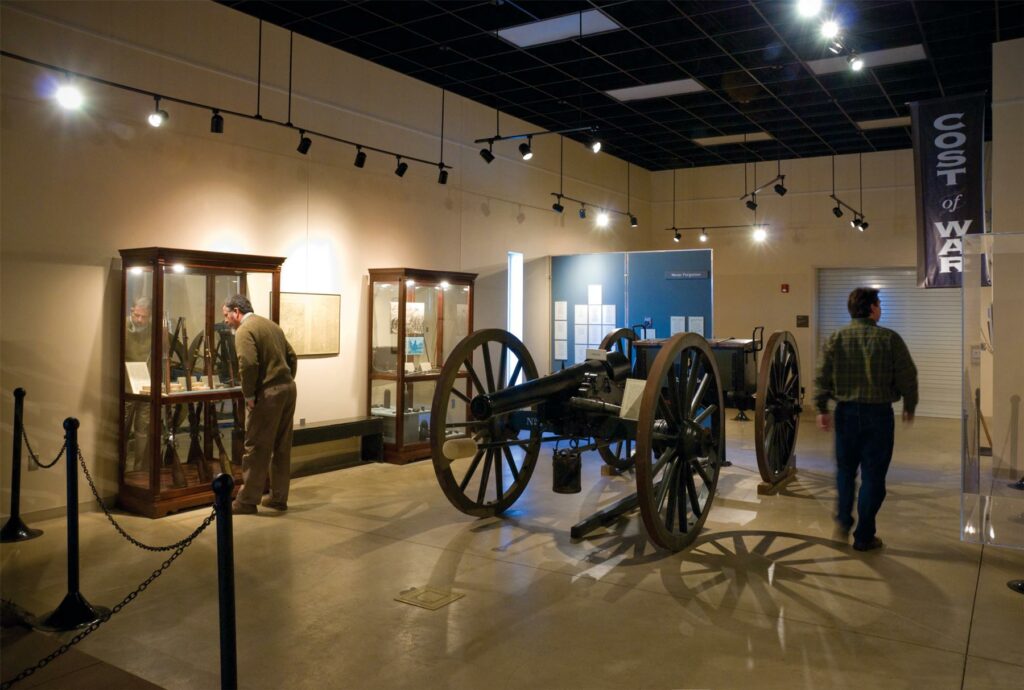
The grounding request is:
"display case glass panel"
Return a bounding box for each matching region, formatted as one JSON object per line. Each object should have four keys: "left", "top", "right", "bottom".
{"left": 118, "top": 248, "right": 285, "bottom": 517}
{"left": 367, "top": 268, "right": 476, "bottom": 463}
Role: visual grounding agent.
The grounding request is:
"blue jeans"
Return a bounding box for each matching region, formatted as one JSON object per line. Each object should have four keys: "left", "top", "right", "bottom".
{"left": 834, "top": 402, "right": 895, "bottom": 544}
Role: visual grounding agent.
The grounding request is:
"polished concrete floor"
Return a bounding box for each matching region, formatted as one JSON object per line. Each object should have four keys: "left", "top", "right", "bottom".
{"left": 2, "top": 414, "right": 1023, "bottom": 689}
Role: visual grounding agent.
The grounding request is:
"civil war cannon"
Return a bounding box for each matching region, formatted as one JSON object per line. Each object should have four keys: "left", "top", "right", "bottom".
{"left": 429, "top": 327, "right": 802, "bottom": 552}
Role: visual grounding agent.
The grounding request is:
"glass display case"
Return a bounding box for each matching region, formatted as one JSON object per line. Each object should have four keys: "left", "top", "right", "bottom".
{"left": 118, "top": 247, "right": 286, "bottom": 517}
{"left": 367, "top": 268, "right": 476, "bottom": 463}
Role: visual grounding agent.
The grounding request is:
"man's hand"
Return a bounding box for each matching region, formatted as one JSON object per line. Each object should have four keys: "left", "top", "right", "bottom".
{"left": 246, "top": 398, "right": 255, "bottom": 412}
{"left": 902, "top": 410, "right": 914, "bottom": 426}
{"left": 817, "top": 412, "right": 832, "bottom": 432}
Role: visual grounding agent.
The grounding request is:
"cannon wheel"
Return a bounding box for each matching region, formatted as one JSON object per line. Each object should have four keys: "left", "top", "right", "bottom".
{"left": 430, "top": 329, "right": 541, "bottom": 518}
{"left": 755, "top": 331, "right": 802, "bottom": 484}
{"left": 597, "top": 327, "right": 638, "bottom": 472}
{"left": 635, "top": 333, "right": 725, "bottom": 551}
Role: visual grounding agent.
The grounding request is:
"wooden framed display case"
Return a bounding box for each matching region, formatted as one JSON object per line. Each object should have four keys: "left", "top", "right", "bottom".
{"left": 118, "top": 247, "right": 286, "bottom": 517}
{"left": 367, "top": 268, "right": 476, "bottom": 463}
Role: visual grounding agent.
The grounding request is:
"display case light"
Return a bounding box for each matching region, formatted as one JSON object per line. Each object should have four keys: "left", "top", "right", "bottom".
{"left": 171, "top": 264, "right": 185, "bottom": 273}
{"left": 405, "top": 279, "right": 415, "bottom": 287}
{"left": 129, "top": 266, "right": 144, "bottom": 275}
{"left": 440, "top": 281, "right": 450, "bottom": 290}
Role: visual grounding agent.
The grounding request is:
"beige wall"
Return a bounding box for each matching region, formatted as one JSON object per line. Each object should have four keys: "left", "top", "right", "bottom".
{"left": 0, "top": 1, "right": 649, "bottom": 513}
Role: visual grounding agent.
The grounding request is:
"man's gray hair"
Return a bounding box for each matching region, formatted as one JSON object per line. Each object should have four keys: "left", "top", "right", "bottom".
{"left": 224, "top": 294, "right": 254, "bottom": 315}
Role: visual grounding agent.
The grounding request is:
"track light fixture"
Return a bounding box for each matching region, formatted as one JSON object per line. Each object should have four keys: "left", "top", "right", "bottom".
{"left": 848, "top": 53, "right": 865, "bottom": 71}
{"left": 699, "top": 228, "right": 708, "bottom": 243}
{"left": 437, "top": 164, "right": 448, "bottom": 185}
{"left": 147, "top": 96, "right": 168, "bottom": 127}
{"left": 850, "top": 218, "right": 858, "bottom": 229}
{"left": 210, "top": 109, "right": 224, "bottom": 134}
{"left": 519, "top": 137, "right": 533, "bottom": 161}
{"left": 858, "top": 219, "right": 869, "bottom": 231}
{"left": 588, "top": 136, "right": 602, "bottom": 154}
{"left": 578, "top": 205, "right": 586, "bottom": 220}
{"left": 673, "top": 230, "right": 681, "bottom": 243}
{"left": 552, "top": 195, "right": 564, "bottom": 214}
{"left": 596, "top": 210, "right": 610, "bottom": 228}
{"left": 820, "top": 20, "right": 840, "bottom": 39}
{"left": 296, "top": 129, "right": 312, "bottom": 154}
{"left": 354, "top": 146, "right": 366, "bottom": 168}
{"left": 55, "top": 82, "right": 83, "bottom": 110}
{"left": 745, "top": 195, "right": 758, "bottom": 212}
{"left": 479, "top": 144, "right": 495, "bottom": 164}
{"left": 833, "top": 206, "right": 844, "bottom": 218}
{"left": 753, "top": 226, "right": 768, "bottom": 242}
{"left": 629, "top": 214, "right": 638, "bottom": 228}
{"left": 774, "top": 177, "right": 787, "bottom": 196}
{"left": 395, "top": 157, "right": 408, "bottom": 177}
{"left": 797, "top": 0, "right": 822, "bottom": 18}
{"left": 827, "top": 38, "right": 845, "bottom": 55}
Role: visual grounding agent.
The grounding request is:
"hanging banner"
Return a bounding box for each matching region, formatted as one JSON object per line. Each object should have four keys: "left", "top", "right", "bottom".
{"left": 910, "top": 93, "right": 986, "bottom": 288}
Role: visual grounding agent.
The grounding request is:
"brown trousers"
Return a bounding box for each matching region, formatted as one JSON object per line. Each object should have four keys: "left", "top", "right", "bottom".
{"left": 236, "top": 381, "right": 297, "bottom": 506}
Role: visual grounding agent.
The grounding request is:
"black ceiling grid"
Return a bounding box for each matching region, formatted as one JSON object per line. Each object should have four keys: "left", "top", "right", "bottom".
{"left": 221, "top": 0, "right": 1024, "bottom": 172}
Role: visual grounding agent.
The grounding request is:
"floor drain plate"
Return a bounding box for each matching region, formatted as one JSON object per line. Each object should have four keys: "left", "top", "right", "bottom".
{"left": 395, "top": 586, "right": 464, "bottom": 610}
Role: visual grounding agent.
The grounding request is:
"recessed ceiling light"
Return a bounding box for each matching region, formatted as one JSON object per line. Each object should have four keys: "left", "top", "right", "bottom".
{"left": 605, "top": 78, "right": 705, "bottom": 102}
{"left": 807, "top": 44, "right": 926, "bottom": 75}
{"left": 693, "top": 131, "right": 773, "bottom": 146}
{"left": 856, "top": 116, "right": 912, "bottom": 130}
{"left": 498, "top": 9, "right": 621, "bottom": 49}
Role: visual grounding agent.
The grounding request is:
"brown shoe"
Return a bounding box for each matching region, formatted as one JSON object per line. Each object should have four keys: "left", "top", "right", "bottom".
{"left": 260, "top": 497, "right": 288, "bottom": 511}
{"left": 232, "top": 500, "right": 257, "bottom": 515}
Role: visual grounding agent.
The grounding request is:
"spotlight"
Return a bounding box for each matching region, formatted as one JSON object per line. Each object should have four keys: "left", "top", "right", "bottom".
{"left": 673, "top": 230, "right": 681, "bottom": 243}
{"left": 832, "top": 206, "right": 843, "bottom": 218}
{"left": 297, "top": 130, "right": 312, "bottom": 154}
{"left": 746, "top": 196, "right": 758, "bottom": 211}
{"left": 850, "top": 218, "right": 858, "bottom": 229}
{"left": 519, "top": 138, "right": 533, "bottom": 161}
{"left": 820, "top": 20, "right": 840, "bottom": 39}
{"left": 210, "top": 109, "right": 224, "bottom": 134}
{"left": 578, "top": 205, "right": 586, "bottom": 220}
{"left": 629, "top": 214, "right": 638, "bottom": 228}
{"left": 479, "top": 145, "right": 495, "bottom": 164}
{"left": 552, "top": 196, "right": 564, "bottom": 214}
{"left": 848, "top": 53, "right": 865, "bottom": 72}
{"left": 797, "top": 0, "right": 822, "bottom": 18}
{"left": 354, "top": 146, "right": 367, "bottom": 168}
{"left": 395, "top": 157, "right": 408, "bottom": 177}
{"left": 699, "top": 229, "right": 708, "bottom": 243}
{"left": 827, "top": 39, "right": 845, "bottom": 55}
{"left": 774, "top": 178, "right": 787, "bottom": 196}
{"left": 596, "top": 211, "right": 610, "bottom": 228}
{"left": 859, "top": 220, "right": 869, "bottom": 231}
{"left": 147, "top": 96, "right": 168, "bottom": 127}
{"left": 753, "top": 226, "right": 768, "bottom": 242}
{"left": 588, "top": 137, "right": 602, "bottom": 154}
{"left": 55, "top": 83, "right": 83, "bottom": 110}
{"left": 437, "top": 165, "right": 448, "bottom": 185}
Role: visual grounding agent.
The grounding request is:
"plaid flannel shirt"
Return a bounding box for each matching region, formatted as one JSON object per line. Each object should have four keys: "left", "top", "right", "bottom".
{"left": 814, "top": 318, "right": 918, "bottom": 414}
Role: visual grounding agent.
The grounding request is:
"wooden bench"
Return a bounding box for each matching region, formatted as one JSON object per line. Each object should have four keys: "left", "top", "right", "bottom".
{"left": 291, "top": 416, "right": 385, "bottom": 476}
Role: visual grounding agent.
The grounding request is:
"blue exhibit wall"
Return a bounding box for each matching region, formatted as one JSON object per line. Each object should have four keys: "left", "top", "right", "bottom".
{"left": 551, "top": 249, "right": 712, "bottom": 366}
{"left": 626, "top": 250, "right": 712, "bottom": 340}
{"left": 550, "top": 253, "right": 626, "bottom": 368}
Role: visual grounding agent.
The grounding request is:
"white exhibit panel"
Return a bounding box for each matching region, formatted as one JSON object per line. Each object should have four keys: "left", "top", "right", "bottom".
{"left": 962, "top": 232, "right": 1024, "bottom": 549}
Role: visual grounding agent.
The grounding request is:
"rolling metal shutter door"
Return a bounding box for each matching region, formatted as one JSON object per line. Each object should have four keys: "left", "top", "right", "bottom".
{"left": 817, "top": 268, "right": 961, "bottom": 418}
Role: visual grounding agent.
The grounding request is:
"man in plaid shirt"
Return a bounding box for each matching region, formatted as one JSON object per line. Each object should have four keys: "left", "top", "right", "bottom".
{"left": 814, "top": 287, "right": 918, "bottom": 552}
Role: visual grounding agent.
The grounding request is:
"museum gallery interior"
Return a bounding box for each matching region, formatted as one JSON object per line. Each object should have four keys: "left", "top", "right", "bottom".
{"left": 1, "top": 1, "right": 1022, "bottom": 688}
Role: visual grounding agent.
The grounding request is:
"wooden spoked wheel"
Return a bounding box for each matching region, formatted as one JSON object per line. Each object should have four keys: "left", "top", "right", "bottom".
{"left": 754, "top": 331, "right": 802, "bottom": 484}
{"left": 635, "top": 333, "right": 725, "bottom": 551}
{"left": 430, "top": 329, "right": 541, "bottom": 517}
{"left": 597, "top": 327, "right": 638, "bottom": 472}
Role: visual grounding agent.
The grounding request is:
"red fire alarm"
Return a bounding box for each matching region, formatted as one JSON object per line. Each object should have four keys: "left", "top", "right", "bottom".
{"left": 781, "top": 283, "right": 790, "bottom": 293}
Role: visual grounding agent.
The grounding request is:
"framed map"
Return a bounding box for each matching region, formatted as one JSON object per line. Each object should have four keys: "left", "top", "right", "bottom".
{"left": 279, "top": 292, "right": 341, "bottom": 357}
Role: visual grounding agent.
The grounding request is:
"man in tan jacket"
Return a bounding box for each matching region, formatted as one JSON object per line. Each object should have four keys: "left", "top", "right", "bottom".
{"left": 222, "top": 294, "right": 298, "bottom": 514}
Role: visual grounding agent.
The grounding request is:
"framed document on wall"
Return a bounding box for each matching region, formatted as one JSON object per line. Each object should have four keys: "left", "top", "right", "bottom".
{"left": 279, "top": 292, "right": 341, "bottom": 356}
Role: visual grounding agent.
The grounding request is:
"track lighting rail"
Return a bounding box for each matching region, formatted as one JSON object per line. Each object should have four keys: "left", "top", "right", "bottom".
{"left": 1, "top": 50, "right": 451, "bottom": 171}
{"left": 474, "top": 125, "right": 594, "bottom": 146}
{"left": 739, "top": 173, "right": 786, "bottom": 201}
{"left": 548, "top": 192, "right": 630, "bottom": 221}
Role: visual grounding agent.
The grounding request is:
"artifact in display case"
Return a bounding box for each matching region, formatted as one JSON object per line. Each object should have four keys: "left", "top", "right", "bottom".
{"left": 118, "top": 247, "right": 286, "bottom": 517}
{"left": 367, "top": 267, "right": 476, "bottom": 463}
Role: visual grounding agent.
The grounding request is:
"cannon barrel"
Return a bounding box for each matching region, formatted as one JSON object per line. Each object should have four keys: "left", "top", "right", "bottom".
{"left": 470, "top": 351, "right": 629, "bottom": 420}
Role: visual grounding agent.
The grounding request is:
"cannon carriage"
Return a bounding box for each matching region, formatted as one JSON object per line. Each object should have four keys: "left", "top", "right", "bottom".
{"left": 429, "top": 327, "right": 802, "bottom": 552}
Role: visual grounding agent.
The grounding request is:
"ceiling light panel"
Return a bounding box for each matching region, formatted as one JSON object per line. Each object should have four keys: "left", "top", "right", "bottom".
{"left": 692, "top": 131, "right": 774, "bottom": 146}
{"left": 498, "top": 9, "right": 622, "bottom": 49}
{"left": 605, "top": 78, "right": 706, "bottom": 102}
{"left": 856, "top": 116, "right": 912, "bottom": 130}
{"left": 807, "top": 44, "right": 927, "bottom": 75}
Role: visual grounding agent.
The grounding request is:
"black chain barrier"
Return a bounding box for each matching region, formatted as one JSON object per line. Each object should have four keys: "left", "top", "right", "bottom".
{"left": 20, "top": 427, "right": 65, "bottom": 469}
{"left": 0, "top": 509, "right": 217, "bottom": 690}
{"left": 76, "top": 449, "right": 209, "bottom": 552}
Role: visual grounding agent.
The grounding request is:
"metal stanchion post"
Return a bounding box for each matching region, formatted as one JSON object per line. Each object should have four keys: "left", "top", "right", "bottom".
{"left": 34, "top": 418, "right": 109, "bottom": 632}
{"left": 212, "top": 473, "right": 238, "bottom": 690}
{"left": 1, "top": 388, "right": 43, "bottom": 542}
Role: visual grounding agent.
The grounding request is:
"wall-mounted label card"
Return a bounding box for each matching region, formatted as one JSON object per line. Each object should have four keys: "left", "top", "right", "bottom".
{"left": 554, "top": 340, "right": 568, "bottom": 360}
{"left": 688, "top": 316, "right": 704, "bottom": 336}
{"left": 575, "top": 304, "right": 588, "bottom": 323}
{"left": 588, "top": 305, "right": 601, "bottom": 324}
{"left": 588, "top": 284, "right": 602, "bottom": 305}
{"left": 601, "top": 304, "right": 615, "bottom": 326}
{"left": 670, "top": 315, "right": 686, "bottom": 336}
{"left": 554, "top": 320, "right": 567, "bottom": 339}
{"left": 574, "top": 324, "right": 588, "bottom": 342}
